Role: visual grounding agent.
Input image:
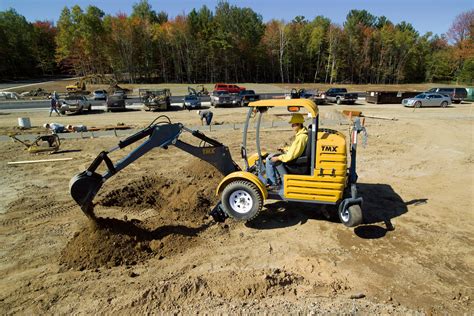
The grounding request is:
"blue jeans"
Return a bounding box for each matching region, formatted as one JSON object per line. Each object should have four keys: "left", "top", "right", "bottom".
{"left": 265, "top": 153, "right": 288, "bottom": 186}
{"left": 49, "top": 107, "right": 60, "bottom": 116}
{"left": 204, "top": 112, "right": 213, "bottom": 125}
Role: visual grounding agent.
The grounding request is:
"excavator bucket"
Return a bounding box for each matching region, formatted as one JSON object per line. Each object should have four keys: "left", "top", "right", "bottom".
{"left": 69, "top": 171, "right": 104, "bottom": 219}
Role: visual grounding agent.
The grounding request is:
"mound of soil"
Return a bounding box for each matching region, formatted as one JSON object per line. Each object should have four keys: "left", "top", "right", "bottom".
{"left": 60, "top": 217, "right": 203, "bottom": 270}
{"left": 62, "top": 160, "right": 223, "bottom": 270}
{"left": 60, "top": 218, "right": 152, "bottom": 270}
{"left": 98, "top": 176, "right": 169, "bottom": 209}
{"left": 97, "top": 159, "right": 222, "bottom": 221}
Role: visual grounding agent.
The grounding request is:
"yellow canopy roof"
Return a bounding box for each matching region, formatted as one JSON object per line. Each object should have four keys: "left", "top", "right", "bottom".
{"left": 248, "top": 99, "right": 318, "bottom": 117}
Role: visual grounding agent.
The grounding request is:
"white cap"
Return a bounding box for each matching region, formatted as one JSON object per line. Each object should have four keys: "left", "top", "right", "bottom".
{"left": 43, "top": 123, "right": 49, "bottom": 128}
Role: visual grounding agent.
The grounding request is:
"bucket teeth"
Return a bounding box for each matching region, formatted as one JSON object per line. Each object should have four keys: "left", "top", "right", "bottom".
{"left": 69, "top": 171, "right": 103, "bottom": 219}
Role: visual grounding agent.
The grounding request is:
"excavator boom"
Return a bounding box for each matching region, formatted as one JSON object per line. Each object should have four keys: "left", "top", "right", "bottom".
{"left": 69, "top": 118, "right": 239, "bottom": 219}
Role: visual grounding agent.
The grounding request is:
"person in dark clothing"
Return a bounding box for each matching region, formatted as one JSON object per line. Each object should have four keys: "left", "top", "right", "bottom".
{"left": 49, "top": 97, "right": 61, "bottom": 117}
{"left": 197, "top": 110, "right": 213, "bottom": 125}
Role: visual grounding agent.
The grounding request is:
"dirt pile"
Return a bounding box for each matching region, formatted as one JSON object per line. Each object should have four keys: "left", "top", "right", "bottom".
{"left": 98, "top": 176, "right": 169, "bottom": 209}
{"left": 97, "top": 159, "right": 222, "bottom": 221}
{"left": 61, "top": 160, "right": 223, "bottom": 270}
{"left": 60, "top": 218, "right": 153, "bottom": 270}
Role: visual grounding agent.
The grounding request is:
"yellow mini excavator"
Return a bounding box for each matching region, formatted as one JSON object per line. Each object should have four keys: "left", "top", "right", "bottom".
{"left": 70, "top": 99, "right": 367, "bottom": 227}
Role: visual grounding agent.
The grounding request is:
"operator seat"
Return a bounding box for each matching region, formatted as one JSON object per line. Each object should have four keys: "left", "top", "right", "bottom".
{"left": 284, "top": 125, "right": 313, "bottom": 175}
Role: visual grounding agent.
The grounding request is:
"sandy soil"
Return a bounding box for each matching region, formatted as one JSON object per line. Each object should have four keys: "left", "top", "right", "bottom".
{"left": 0, "top": 101, "right": 473, "bottom": 314}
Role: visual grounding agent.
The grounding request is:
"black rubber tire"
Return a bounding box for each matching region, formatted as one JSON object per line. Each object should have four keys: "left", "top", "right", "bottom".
{"left": 414, "top": 101, "right": 422, "bottom": 108}
{"left": 441, "top": 101, "right": 448, "bottom": 108}
{"left": 339, "top": 204, "right": 363, "bottom": 227}
{"left": 452, "top": 100, "right": 461, "bottom": 104}
{"left": 60, "top": 111, "right": 66, "bottom": 115}
{"left": 221, "top": 180, "right": 263, "bottom": 221}
{"left": 336, "top": 98, "right": 342, "bottom": 105}
{"left": 88, "top": 104, "right": 92, "bottom": 111}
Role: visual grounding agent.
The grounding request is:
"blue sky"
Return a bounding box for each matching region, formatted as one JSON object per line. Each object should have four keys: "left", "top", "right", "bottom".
{"left": 1, "top": 0, "right": 472, "bottom": 35}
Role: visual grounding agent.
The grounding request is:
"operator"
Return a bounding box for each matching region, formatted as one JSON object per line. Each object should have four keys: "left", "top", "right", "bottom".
{"left": 197, "top": 110, "right": 213, "bottom": 126}
{"left": 265, "top": 113, "right": 308, "bottom": 188}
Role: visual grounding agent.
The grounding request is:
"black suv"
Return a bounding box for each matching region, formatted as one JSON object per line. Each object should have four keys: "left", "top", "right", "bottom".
{"left": 427, "top": 88, "right": 467, "bottom": 104}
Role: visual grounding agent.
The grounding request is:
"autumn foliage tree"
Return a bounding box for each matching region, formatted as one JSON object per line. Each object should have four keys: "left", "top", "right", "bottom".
{"left": 0, "top": 2, "right": 473, "bottom": 84}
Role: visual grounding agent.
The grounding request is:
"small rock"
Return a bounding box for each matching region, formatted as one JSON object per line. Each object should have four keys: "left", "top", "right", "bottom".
{"left": 350, "top": 293, "right": 366, "bottom": 299}
{"left": 128, "top": 271, "right": 139, "bottom": 278}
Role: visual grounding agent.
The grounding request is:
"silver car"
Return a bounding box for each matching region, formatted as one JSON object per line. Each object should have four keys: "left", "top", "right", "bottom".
{"left": 183, "top": 94, "right": 201, "bottom": 110}
{"left": 402, "top": 93, "right": 451, "bottom": 108}
{"left": 92, "top": 89, "right": 107, "bottom": 100}
{"left": 59, "top": 95, "right": 92, "bottom": 114}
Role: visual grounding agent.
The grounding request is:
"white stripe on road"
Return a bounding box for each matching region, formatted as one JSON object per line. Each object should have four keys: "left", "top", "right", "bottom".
{"left": 2, "top": 77, "right": 81, "bottom": 91}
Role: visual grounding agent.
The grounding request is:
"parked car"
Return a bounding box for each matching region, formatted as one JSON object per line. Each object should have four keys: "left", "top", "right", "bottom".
{"left": 402, "top": 93, "right": 451, "bottom": 108}
{"left": 324, "top": 88, "right": 358, "bottom": 105}
{"left": 426, "top": 87, "right": 467, "bottom": 104}
{"left": 233, "top": 90, "right": 260, "bottom": 106}
{"left": 183, "top": 94, "right": 201, "bottom": 110}
{"left": 210, "top": 90, "right": 232, "bottom": 107}
{"left": 105, "top": 95, "right": 126, "bottom": 112}
{"left": 92, "top": 89, "right": 107, "bottom": 100}
{"left": 214, "top": 83, "right": 246, "bottom": 94}
{"left": 112, "top": 90, "right": 127, "bottom": 99}
{"left": 59, "top": 95, "right": 92, "bottom": 114}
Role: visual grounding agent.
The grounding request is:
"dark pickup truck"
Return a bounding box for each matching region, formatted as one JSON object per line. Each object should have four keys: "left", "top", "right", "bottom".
{"left": 233, "top": 90, "right": 260, "bottom": 106}
{"left": 324, "top": 88, "right": 358, "bottom": 105}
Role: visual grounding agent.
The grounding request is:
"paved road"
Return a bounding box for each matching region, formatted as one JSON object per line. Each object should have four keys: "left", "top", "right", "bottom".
{"left": 0, "top": 77, "right": 78, "bottom": 91}
{"left": 0, "top": 93, "right": 280, "bottom": 110}
{"left": 0, "top": 92, "right": 367, "bottom": 111}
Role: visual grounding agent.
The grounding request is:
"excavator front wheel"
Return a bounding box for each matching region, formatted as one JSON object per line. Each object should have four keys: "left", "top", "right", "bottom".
{"left": 221, "top": 180, "right": 263, "bottom": 221}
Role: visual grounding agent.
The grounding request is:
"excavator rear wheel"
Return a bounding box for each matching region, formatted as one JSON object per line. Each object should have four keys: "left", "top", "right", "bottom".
{"left": 221, "top": 180, "right": 262, "bottom": 221}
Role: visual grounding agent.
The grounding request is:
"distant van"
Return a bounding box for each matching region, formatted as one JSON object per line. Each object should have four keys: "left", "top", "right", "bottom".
{"left": 426, "top": 87, "right": 467, "bottom": 103}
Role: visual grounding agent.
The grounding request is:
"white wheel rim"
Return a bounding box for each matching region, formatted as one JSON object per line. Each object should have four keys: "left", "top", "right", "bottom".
{"left": 229, "top": 190, "right": 253, "bottom": 214}
{"left": 340, "top": 208, "right": 350, "bottom": 222}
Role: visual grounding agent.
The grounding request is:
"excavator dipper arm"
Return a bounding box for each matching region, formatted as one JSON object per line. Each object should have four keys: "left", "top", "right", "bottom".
{"left": 69, "top": 122, "right": 238, "bottom": 220}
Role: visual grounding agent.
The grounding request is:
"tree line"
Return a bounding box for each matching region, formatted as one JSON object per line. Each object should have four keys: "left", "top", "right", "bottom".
{"left": 0, "top": 1, "right": 473, "bottom": 84}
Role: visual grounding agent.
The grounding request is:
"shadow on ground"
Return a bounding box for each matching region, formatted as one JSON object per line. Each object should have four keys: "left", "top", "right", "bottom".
{"left": 246, "top": 183, "right": 423, "bottom": 239}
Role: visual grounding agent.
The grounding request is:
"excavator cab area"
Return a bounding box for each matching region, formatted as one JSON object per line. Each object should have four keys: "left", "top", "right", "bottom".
{"left": 215, "top": 99, "right": 366, "bottom": 227}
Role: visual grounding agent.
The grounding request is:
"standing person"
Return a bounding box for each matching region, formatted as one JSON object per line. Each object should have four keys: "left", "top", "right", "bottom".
{"left": 49, "top": 95, "right": 60, "bottom": 117}
{"left": 197, "top": 110, "right": 213, "bottom": 126}
{"left": 265, "top": 113, "right": 308, "bottom": 189}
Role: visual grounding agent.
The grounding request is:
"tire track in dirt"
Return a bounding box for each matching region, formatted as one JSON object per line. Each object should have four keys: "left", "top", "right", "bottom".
{"left": 0, "top": 201, "right": 77, "bottom": 227}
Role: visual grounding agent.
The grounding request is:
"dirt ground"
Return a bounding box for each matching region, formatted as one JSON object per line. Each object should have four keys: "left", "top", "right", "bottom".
{"left": 0, "top": 100, "right": 473, "bottom": 314}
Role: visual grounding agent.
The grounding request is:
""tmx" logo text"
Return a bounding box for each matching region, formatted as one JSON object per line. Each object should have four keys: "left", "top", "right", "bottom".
{"left": 322, "top": 145, "right": 338, "bottom": 152}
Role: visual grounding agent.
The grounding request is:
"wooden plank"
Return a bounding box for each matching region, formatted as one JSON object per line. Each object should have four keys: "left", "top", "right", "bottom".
{"left": 8, "top": 157, "right": 73, "bottom": 165}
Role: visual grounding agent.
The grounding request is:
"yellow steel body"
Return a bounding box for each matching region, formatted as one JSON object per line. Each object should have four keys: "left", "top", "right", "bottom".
{"left": 217, "top": 99, "right": 348, "bottom": 205}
